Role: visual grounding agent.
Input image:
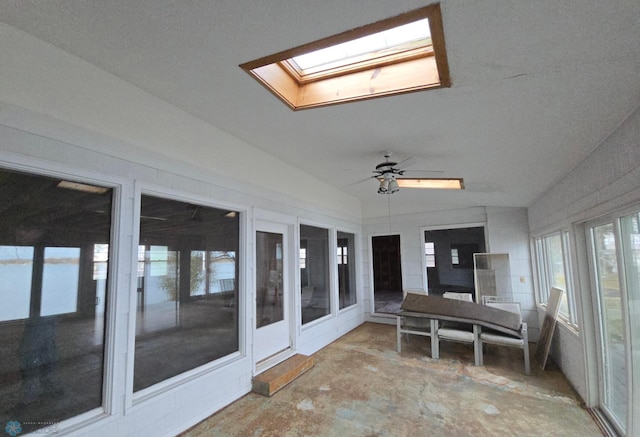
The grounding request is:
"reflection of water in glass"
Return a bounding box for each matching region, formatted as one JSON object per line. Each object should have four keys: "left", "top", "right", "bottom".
{"left": 0, "top": 246, "right": 81, "bottom": 321}
{"left": 41, "top": 248, "right": 80, "bottom": 316}
{"left": 0, "top": 263, "right": 33, "bottom": 321}
{"left": 0, "top": 246, "right": 35, "bottom": 320}
{"left": 0, "top": 262, "right": 80, "bottom": 321}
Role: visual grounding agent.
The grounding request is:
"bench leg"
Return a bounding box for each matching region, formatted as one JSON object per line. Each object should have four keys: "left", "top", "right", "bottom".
{"left": 430, "top": 319, "right": 439, "bottom": 359}
{"left": 523, "top": 328, "right": 530, "bottom": 375}
{"left": 473, "top": 325, "right": 482, "bottom": 366}
{"left": 396, "top": 316, "right": 402, "bottom": 353}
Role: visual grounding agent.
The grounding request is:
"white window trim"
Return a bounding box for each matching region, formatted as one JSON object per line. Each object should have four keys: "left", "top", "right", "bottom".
{"left": 336, "top": 229, "right": 360, "bottom": 312}
{"left": 298, "top": 220, "right": 336, "bottom": 330}
{"left": 531, "top": 229, "right": 579, "bottom": 329}
{"left": 0, "top": 152, "right": 132, "bottom": 431}
{"left": 127, "top": 182, "right": 249, "bottom": 409}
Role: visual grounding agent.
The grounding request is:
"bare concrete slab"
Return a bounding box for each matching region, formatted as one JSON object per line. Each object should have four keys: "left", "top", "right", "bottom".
{"left": 183, "top": 323, "right": 602, "bottom": 436}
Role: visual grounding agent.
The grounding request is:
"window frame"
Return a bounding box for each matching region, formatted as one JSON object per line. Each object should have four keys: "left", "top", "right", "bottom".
{"left": 0, "top": 157, "right": 128, "bottom": 431}
{"left": 298, "top": 223, "right": 333, "bottom": 326}
{"left": 127, "top": 182, "right": 246, "bottom": 406}
{"left": 337, "top": 230, "right": 358, "bottom": 310}
{"left": 425, "top": 241, "right": 436, "bottom": 268}
{"left": 583, "top": 204, "right": 640, "bottom": 436}
{"left": 533, "top": 230, "right": 578, "bottom": 327}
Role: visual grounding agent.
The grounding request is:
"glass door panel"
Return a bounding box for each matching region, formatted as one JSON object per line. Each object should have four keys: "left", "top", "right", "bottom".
{"left": 254, "top": 222, "right": 291, "bottom": 364}
{"left": 256, "top": 231, "right": 284, "bottom": 328}
{"left": 620, "top": 212, "right": 640, "bottom": 433}
{"left": 591, "top": 222, "right": 627, "bottom": 430}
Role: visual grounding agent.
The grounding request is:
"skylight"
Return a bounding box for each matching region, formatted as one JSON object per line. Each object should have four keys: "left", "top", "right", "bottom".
{"left": 240, "top": 3, "right": 449, "bottom": 110}
{"left": 291, "top": 19, "right": 431, "bottom": 72}
{"left": 395, "top": 178, "right": 464, "bottom": 190}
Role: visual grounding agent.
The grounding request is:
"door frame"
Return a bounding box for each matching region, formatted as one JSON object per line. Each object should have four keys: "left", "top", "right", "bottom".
{"left": 419, "top": 222, "right": 488, "bottom": 295}
{"left": 584, "top": 207, "right": 637, "bottom": 435}
{"left": 253, "top": 210, "right": 297, "bottom": 374}
{"left": 370, "top": 233, "right": 403, "bottom": 314}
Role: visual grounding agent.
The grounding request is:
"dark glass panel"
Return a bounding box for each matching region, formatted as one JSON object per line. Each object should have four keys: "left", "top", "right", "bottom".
{"left": 300, "top": 225, "right": 330, "bottom": 324}
{"left": 0, "top": 168, "right": 112, "bottom": 434}
{"left": 134, "top": 196, "right": 240, "bottom": 391}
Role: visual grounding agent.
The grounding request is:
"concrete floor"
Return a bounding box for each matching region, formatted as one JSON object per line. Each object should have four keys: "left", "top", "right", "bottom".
{"left": 182, "top": 322, "right": 602, "bottom": 437}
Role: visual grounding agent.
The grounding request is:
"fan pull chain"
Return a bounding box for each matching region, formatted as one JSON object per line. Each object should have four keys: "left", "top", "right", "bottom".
{"left": 387, "top": 193, "right": 392, "bottom": 234}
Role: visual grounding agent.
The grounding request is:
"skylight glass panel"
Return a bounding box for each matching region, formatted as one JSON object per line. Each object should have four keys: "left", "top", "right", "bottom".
{"left": 292, "top": 18, "right": 431, "bottom": 71}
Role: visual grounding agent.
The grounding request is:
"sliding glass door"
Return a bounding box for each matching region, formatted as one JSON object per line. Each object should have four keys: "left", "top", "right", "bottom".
{"left": 619, "top": 212, "right": 640, "bottom": 436}
{"left": 587, "top": 208, "right": 640, "bottom": 435}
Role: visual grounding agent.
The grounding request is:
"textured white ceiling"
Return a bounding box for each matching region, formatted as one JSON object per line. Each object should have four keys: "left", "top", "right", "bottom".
{"left": 1, "top": 0, "right": 639, "bottom": 217}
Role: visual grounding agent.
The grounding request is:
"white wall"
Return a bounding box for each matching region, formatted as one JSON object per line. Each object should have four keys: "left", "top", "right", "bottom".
{"left": 363, "top": 207, "right": 486, "bottom": 322}
{"left": 0, "top": 22, "right": 361, "bottom": 222}
{"left": 0, "top": 22, "right": 364, "bottom": 437}
{"left": 486, "top": 207, "right": 538, "bottom": 341}
{"left": 528, "top": 104, "right": 640, "bottom": 405}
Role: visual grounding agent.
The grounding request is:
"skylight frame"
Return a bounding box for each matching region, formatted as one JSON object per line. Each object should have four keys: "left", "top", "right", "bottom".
{"left": 281, "top": 39, "right": 433, "bottom": 85}
{"left": 240, "top": 3, "right": 450, "bottom": 110}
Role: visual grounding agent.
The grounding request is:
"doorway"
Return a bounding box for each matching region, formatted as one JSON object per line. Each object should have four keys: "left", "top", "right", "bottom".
{"left": 423, "top": 226, "right": 486, "bottom": 299}
{"left": 254, "top": 221, "right": 291, "bottom": 364}
{"left": 372, "top": 234, "right": 403, "bottom": 314}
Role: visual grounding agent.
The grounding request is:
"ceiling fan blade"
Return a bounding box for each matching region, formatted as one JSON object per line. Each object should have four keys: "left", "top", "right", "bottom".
{"left": 395, "top": 156, "right": 419, "bottom": 170}
{"left": 395, "top": 156, "right": 445, "bottom": 174}
{"left": 402, "top": 169, "right": 445, "bottom": 174}
{"left": 346, "top": 175, "right": 377, "bottom": 187}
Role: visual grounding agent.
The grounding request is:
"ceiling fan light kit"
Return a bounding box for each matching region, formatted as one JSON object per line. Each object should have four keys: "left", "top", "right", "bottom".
{"left": 377, "top": 173, "right": 400, "bottom": 194}
{"left": 378, "top": 177, "right": 390, "bottom": 194}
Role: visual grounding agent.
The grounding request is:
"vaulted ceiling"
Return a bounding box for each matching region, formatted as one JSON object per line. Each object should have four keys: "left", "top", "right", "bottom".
{"left": 1, "top": 1, "right": 639, "bottom": 217}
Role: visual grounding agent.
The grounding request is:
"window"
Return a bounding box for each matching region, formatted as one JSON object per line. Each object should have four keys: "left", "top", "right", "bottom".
{"left": 337, "top": 232, "right": 357, "bottom": 309}
{"left": 288, "top": 18, "right": 432, "bottom": 82}
{"left": 451, "top": 248, "right": 459, "bottom": 265}
{"left": 300, "top": 225, "right": 330, "bottom": 324}
{"left": 337, "top": 246, "right": 347, "bottom": 265}
{"left": 134, "top": 195, "right": 240, "bottom": 392}
{"left": 534, "top": 232, "right": 577, "bottom": 326}
{"left": 299, "top": 247, "right": 307, "bottom": 269}
{"left": 240, "top": 3, "right": 450, "bottom": 110}
{"left": 425, "top": 242, "right": 436, "bottom": 267}
{"left": 0, "top": 168, "right": 112, "bottom": 434}
{"left": 450, "top": 243, "right": 478, "bottom": 269}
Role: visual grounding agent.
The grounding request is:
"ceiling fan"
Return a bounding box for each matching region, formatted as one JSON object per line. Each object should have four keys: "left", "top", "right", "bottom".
{"left": 372, "top": 152, "right": 464, "bottom": 194}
